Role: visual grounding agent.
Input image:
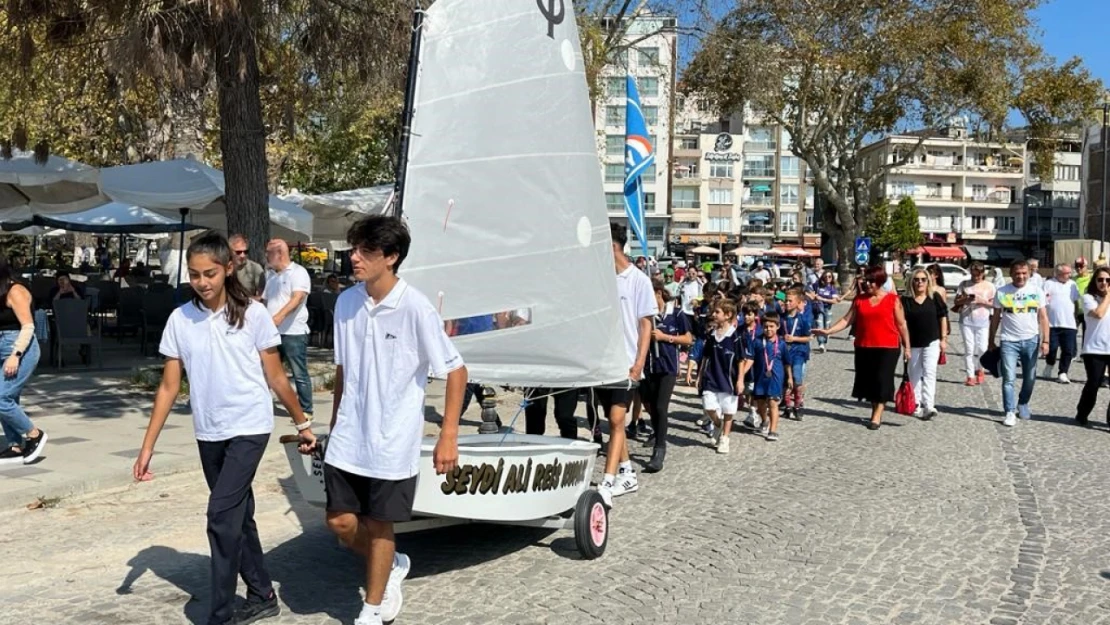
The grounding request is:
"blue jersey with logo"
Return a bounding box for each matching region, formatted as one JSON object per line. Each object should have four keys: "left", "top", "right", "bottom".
{"left": 698, "top": 325, "right": 741, "bottom": 394}
{"left": 647, "top": 305, "right": 689, "bottom": 377}
{"left": 779, "top": 311, "right": 812, "bottom": 363}
{"left": 745, "top": 335, "right": 787, "bottom": 398}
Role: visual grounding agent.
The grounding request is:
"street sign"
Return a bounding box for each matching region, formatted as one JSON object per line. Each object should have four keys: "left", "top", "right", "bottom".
{"left": 855, "top": 251, "right": 869, "bottom": 266}
{"left": 855, "top": 237, "right": 871, "bottom": 254}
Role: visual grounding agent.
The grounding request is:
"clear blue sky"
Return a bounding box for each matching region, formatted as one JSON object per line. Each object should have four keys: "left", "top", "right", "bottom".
{"left": 1033, "top": 0, "right": 1110, "bottom": 85}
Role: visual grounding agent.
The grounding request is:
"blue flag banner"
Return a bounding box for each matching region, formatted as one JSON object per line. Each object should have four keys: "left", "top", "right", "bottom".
{"left": 624, "top": 75, "right": 653, "bottom": 259}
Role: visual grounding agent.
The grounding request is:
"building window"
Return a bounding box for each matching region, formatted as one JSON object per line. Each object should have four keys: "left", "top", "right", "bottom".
{"left": 605, "top": 193, "right": 623, "bottom": 212}
{"left": 636, "top": 47, "right": 660, "bottom": 66}
{"left": 709, "top": 188, "right": 733, "bottom": 204}
{"left": 780, "top": 183, "right": 799, "bottom": 205}
{"left": 780, "top": 156, "right": 800, "bottom": 178}
{"left": 673, "top": 188, "right": 699, "bottom": 209}
{"left": 743, "top": 155, "right": 775, "bottom": 177}
{"left": 779, "top": 212, "right": 798, "bottom": 234}
{"left": 606, "top": 106, "right": 625, "bottom": 126}
{"left": 971, "top": 215, "right": 987, "bottom": 230}
{"left": 606, "top": 77, "right": 626, "bottom": 98}
{"left": 644, "top": 193, "right": 656, "bottom": 212}
{"left": 647, "top": 224, "right": 665, "bottom": 238}
{"left": 605, "top": 164, "right": 624, "bottom": 183}
{"left": 890, "top": 180, "right": 916, "bottom": 198}
{"left": 805, "top": 185, "right": 815, "bottom": 208}
{"left": 971, "top": 184, "right": 987, "bottom": 200}
{"left": 640, "top": 163, "right": 656, "bottom": 183}
{"left": 673, "top": 221, "right": 698, "bottom": 230}
{"left": 679, "top": 136, "right": 698, "bottom": 150}
{"left": 1054, "top": 164, "right": 1080, "bottom": 181}
{"left": 709, "top": 162, "right": 734, "bottom": 179}
{"left": 997, "top": 216, "right": 1015, "bottom": 232}
{"left": 1052, "top": 191, "right": 1080, "bottom": 208}
{"left": 707, "top": 217, "right": 731, "bottom": 231}
{"left": 606, "top": 135, "right": 624, "bottom": 156}
{"left": 804, "top": 211, "right": 814, "bottom": 230}
{"left": 1053, "top": 217, "right": 1078, "bottom": 234}
{"left": 639, "top": 77, "right": 659, "bottom": 98}
{"left": 643, "top": 106, "right": 659, "bottom": 126}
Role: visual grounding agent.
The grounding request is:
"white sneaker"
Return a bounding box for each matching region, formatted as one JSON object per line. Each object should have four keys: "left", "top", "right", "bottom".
{"left": 926, "top": 407, "right": 939, "bottom": 419}
{"left": 1003, "top": 412, "right": 1017, "bottom": 427}
{"left": 1042, "top": 363, "right": 1054, "bottom": 379}
{"left": 1018, "top": 404, "right": 1032, "bottom": 420}
{"left": 912, "top": 407, "right": 923, "bottom": 418}
{"left": 611, "top": 471, "right": 638, "bottom": 497}
{"left": 716, "top": 436, "right": 730, "bottom": 454}
{"left": 743, "top": 410, "right": 761, "bottom": 431}
{"left": 355, "top": 604, "right": 383, "bottom": 625}
{"left": 380, "top": 552, "right": 410, "bottom": 622}
{"left": 1058, "top": 373, "right": 1070, "bottom": 384}
{"left": 597, "top": 481, "right": 614, "bottom": 508}
{"left": 759, "top": 424, "right": 770, "bottom": 438}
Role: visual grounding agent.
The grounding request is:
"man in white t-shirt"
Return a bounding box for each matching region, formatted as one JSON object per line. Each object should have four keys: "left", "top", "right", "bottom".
{"left": 990, "top": 260, "right": 1049, "bottom": 427}
{"left": 325, "top": 215, "right": 466, "bottom": 625}
{"left": 1041, "top": 263, "right": 1080, "bottom": 384}
{"left": 263, "top": 239, "right": 314, "bottom": 418}
{"left": 1027, "top": 258, "right": 1045, "bottom": 290}
{"left": 751, "top": 261, "right": 772, "bottom": 283}
{"left": 596, "top": 223, "right": 657, "bottom": 508}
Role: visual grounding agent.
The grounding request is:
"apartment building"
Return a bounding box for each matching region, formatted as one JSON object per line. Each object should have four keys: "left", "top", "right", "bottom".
{"left": 1019, "top": 133, "right": 1083, "bottom": 249}
{"left": 666, "top": 100, "right": 819, "bottom": 256}
{"left": 858, "top": 122, "right": 1027, "bottom": 247}
{"left": 1080, "top": 120, "right": 1109, "bottom": 242}
{"left": 594, "top": 14, "right": 677, "bottom": 257}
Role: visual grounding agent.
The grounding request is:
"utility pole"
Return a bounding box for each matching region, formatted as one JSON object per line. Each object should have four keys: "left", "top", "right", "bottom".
{"left": 1102, "top": 103, "right": 1109, "bottom": 243}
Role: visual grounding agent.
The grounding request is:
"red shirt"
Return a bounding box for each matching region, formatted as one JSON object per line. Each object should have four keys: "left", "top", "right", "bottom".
{"left": 853, "top": 292, "right": 901, "bottom": 348}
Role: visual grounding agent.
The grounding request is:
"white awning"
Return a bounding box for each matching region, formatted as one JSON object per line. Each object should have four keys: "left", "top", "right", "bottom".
{"left": 284, "top": 185, "right": 393, "bottom": 246}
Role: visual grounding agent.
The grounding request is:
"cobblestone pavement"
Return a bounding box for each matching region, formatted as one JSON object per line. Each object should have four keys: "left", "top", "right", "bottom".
{"left": 5, "top": 317, "right": 1110, "bottom": 625}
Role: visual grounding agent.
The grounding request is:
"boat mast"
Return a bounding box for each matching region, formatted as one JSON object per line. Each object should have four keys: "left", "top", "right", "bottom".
{"left": 393, "top": 5, "right": 426, "bottom": 220}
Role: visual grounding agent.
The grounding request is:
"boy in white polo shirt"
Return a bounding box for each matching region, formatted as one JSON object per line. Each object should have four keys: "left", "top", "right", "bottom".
{"left": 324, "top": 215, "right": 467, "bottom": 625}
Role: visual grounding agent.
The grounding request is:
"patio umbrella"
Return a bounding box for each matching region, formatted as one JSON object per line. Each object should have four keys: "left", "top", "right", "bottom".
{"left": 0, "top": 150, "right": 104, "bottom": 217}
{"left": 284, "top": 185, "right": 393, "bottom": 249}
{"left": 728, "top": 246, "right": 769, "bottom": 256}
{"left": 689, "top": 245, "right": 722, "bottom": 255}
{"left": 768, "top": 247, "right": 812, "bottom": 257}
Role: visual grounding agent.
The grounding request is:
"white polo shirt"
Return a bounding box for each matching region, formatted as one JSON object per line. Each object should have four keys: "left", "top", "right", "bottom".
{"left": 325, "top": 278, "right": 464, "bottom": 480}
{"left": 263, "top": 263, "right": 311, "bottom": 335}
{"left": 159, "top": 301, "right": 282, "bottom": 441}
{"left": 616, "top": 265, "right": 659, "bottom": 374}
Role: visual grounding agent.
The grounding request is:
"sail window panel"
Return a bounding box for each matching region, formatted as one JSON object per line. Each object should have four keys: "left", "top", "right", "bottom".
{"left": 445, "top": 310, "right": 533, "bottom": 337}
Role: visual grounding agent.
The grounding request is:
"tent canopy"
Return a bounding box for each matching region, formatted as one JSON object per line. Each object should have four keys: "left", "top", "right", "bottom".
{"left": 3, "top": 201, "right": 206, "bottom": 234}
{"left": 0, "top": 150, "right": 104, "bottom": 214}
{"left": 99, "top": 158, "right": 313, "bottom": 240}
{"left": 689, "top": 245, "right": 721, "bottom": 255}
{"left": 923, "top": 245, "right": 966, "bottom": 260}
{"left": 285, "top": 185, "right": 393, "bottom": 247}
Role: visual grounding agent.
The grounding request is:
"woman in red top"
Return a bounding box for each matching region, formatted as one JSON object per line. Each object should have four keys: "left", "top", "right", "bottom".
{"left": 815, "top": 265, "right": 911, "bottom": 429}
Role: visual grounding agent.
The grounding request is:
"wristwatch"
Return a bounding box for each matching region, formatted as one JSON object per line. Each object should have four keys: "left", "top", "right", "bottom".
{"left": 12, "top": 350, "right": 22, "bottom": 358}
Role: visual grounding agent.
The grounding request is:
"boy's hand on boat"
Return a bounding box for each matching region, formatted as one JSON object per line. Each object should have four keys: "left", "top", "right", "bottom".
{"left": 433, "top": 433, "right": 459, "bottom": 475}
{"left": 296, "top": 429, "right": 317, "bottom": 455}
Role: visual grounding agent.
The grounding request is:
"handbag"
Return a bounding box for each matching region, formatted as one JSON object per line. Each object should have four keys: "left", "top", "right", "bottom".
{"left": 938, "top": 349, "right": 947, "bottom": 365}
{"left": 894, "top": 360, "right": 917, "bottom": 416}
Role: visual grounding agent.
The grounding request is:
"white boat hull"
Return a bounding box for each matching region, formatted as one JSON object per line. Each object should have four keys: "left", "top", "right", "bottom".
{"left": 282, "top": 433, "right": 599, "bottom": 522}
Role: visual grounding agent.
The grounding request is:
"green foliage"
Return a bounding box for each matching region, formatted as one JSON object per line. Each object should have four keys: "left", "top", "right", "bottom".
{"left": 1015, "top": 57, "right": 1105, "bottom": 182}
{"left": 864, "top": 199, "right": 892, "bottom": 256}
{"left": 888, "top": 197, "right": 924, "bottom": 254}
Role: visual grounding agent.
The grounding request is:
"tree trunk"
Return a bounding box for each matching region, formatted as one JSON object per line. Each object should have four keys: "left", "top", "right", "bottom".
{"left": 214, "top": 11, "right": 270, "bottom": 266}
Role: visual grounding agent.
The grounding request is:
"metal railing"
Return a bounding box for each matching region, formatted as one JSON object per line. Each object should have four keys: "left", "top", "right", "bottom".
{"left": 741, "top": 224, "right": 774, "bottom": 234}
{"left": 744, "top": 141, "right": 777, "bottom": 151}
{"left": 742, "top": 168, "right": 776, "bottom": 178}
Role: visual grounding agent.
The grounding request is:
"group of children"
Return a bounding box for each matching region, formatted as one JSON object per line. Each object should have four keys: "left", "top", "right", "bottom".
{"left": 691, "top": 280, "right": 816, "bottom": 452}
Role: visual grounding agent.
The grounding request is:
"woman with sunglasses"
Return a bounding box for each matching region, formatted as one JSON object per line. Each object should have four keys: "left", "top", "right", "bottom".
{"left": 1074, "top": 267, "right": 1110, "bottom": 427}
{"left": 815, "top": 265, "right": 912, "bottom": 429}
{"left": 901, "top": 268, "right": 948, "bottom": 419}
{"left": 953, "top": 262, "right": 996, "bottom": 386}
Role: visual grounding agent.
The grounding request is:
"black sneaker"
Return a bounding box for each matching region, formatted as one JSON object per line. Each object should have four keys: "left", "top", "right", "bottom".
{"left": 0, "top": 447, "right": 22, "bottom": 465}
{"left": 794, "top": 407, "right": 804, "bottom": 422}
{"left": 21, "top": 430, "right": 47, "bottom": 464}
{"left": 233, "top": 592, "right": 280, "bottom": 625}
{"left": 637, "top": 420, "right": 654, "bottom": 437}
{"left": 625, "top": 423, "right": 637, "bottom": 440}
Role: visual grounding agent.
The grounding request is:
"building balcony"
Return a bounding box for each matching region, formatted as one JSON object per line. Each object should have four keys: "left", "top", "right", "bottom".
{"left": 671, "top": 175, "right": 702, "bottom": 186}
{"left": 743, "top": 196, "right": 776, "bottom": 207}
{"left": 671, "top": 207, "right": 702, "bottom": 221}
{"left": 741, "top": 224, "right": 775, "bottom": 235}
{"left": 742, "top": 168, "right": 776, "bottom": 179}
{"left": 744, "top": 141, "right": 777, "bottom": 151}
{"left": 674, "top": 147, "right": 701, "bottom": 158}
{"left": 963, "top": 165, "right": 1024, "bottom": 177}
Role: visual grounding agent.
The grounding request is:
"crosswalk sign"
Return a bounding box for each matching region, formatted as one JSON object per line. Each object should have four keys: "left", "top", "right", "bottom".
{"left": 855, "top": 237, "right": 871, "bottom": 254}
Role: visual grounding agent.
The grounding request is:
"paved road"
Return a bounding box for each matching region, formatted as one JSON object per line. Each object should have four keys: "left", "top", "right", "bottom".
{"left": 5, "top": 327, "right": 1110, "bottom": 625}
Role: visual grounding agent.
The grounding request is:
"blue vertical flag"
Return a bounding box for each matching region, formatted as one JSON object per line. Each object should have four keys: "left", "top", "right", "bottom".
{"left": 624, "top": 75, "right": 653, "bottom": 259}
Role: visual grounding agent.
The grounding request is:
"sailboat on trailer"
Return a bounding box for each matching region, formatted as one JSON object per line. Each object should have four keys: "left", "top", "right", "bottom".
{"left": 283, "top": 0, "right": 625, "bottom": 552}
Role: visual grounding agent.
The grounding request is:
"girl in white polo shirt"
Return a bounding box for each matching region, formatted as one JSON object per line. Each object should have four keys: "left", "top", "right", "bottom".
{"left": 133, "top": 231, "right": 316, "bottom": 625}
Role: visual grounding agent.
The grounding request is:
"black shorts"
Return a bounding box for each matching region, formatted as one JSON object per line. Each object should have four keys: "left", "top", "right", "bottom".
{"left": 593, "top": 386, "right": 633, "bottom": 413}
{"left": 324, "top": 464, "right": 418, "bottom": 522}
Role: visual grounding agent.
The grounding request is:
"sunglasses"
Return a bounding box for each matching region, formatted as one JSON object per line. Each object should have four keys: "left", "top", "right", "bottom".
{"left": 912, "top": 277, "right": 928, "bottom": 282}
{"left": 1098, "top": 278, "right": 1110, "bottom": 284}
{"left": 233, "top": 249, "right": 249, "bottom": 255}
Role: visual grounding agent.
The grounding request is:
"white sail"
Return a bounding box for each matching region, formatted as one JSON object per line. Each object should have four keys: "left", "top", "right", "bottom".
{"left": 401, "top": 0, "right": 628, "bottom": 387}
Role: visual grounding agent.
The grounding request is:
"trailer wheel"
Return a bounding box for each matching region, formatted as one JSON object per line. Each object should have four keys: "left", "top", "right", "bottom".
{"left": 573, "top": 489, "right": 608, "bottom": 559}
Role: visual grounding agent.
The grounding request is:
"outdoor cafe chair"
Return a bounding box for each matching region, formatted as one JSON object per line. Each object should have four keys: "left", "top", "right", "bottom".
{"left": 140, "top": 291, "right": 176, "bottom": 356}
{"left": 53, "top": 297, "right": 102, "bottom": 369}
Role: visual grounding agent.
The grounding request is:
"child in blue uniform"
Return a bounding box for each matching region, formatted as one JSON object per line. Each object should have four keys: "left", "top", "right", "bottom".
{"left": 696, "top": 299, "right": 742, "bottom": 454}
{"left": 744, "top": 312, "right": 787, "bottom": 441}
{"left": 780, "top": 288, "right": 813, "bottom": 421}
{"left": 738, "top": 304, "right": 764, "bottom": 432}
{"left": 643, "top": 279, "right": 693, "bottom": 473}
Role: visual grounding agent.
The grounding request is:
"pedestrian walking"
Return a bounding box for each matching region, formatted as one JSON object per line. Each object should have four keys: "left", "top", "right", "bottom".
{"left": 229, "top": 234, "right": 265, "bottom": 299}
{"left": 262, "top": 239, "right": 314, "bottom": 420}
{"left": 324, "top": 216, "right": 466, "bottom": 625}
{"left": 1074, "top": 266, "right": 1110, "bottom": 427}
{"left": 812, "top": 271, "right": 840, "bottom": 354}
{"left": 134, "top": 231, "right": 316, "bottom": 625}
{"left": 989, "top": 260, "right": 1049, "bottom": 427}
{"left": 596, "top": 223, "right": 657, "bottom": 507}
{"left": 814, "top": 265, "right": 911, "bottom": 430}
{"left": 696, "top": 299, "right": 741, "bottom": 453}
{"left": 1042, "top": 263, "right": 1080, "bottom": 384}
{"left": 901, "top": 268, "right": 948, "bottom": 420}
{"left": 926, "top": 263, "right": 948, "bottom": 300}
{"left": 0, "top": 255, "right": 45, "bottom": 465}
{"left": 781, "top": 288, "right": 812, "bottom": 421}
{"left": 953, "top": 262, "right": 995, "bottom": 386}
{"left": 642, "top": 278, "right": 692, "bottom": 471}
{"left": 743, "top": 312, "right": 787, "bottom": 441}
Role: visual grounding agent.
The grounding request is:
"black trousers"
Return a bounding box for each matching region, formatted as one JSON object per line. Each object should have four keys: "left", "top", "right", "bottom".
{"left": 1046, "top": 327, "right": 1078, "bottom": 373}
{"left": 524, "top": 388, "right": 579, "bottom": 439}
{"left": 1076, "top": 354, "right": 1110, "bottom": 423}
{"left": 197, "top": 434, "right": 273, "bottom": 625}
{"left": 640, "top": 374, "right": 676, "bottom": 452}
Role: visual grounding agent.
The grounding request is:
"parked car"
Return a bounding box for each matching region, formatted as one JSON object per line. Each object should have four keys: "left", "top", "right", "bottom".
{"left": 912, "top": 263, "right": 970, "bottom": 293}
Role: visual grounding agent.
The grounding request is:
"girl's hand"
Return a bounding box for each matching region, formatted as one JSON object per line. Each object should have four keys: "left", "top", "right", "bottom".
{"left": 133, "top": 448, "right": 154, "bottom": 482}
{"left": 3, "top": 355, "right": 19, "bottom": 377}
